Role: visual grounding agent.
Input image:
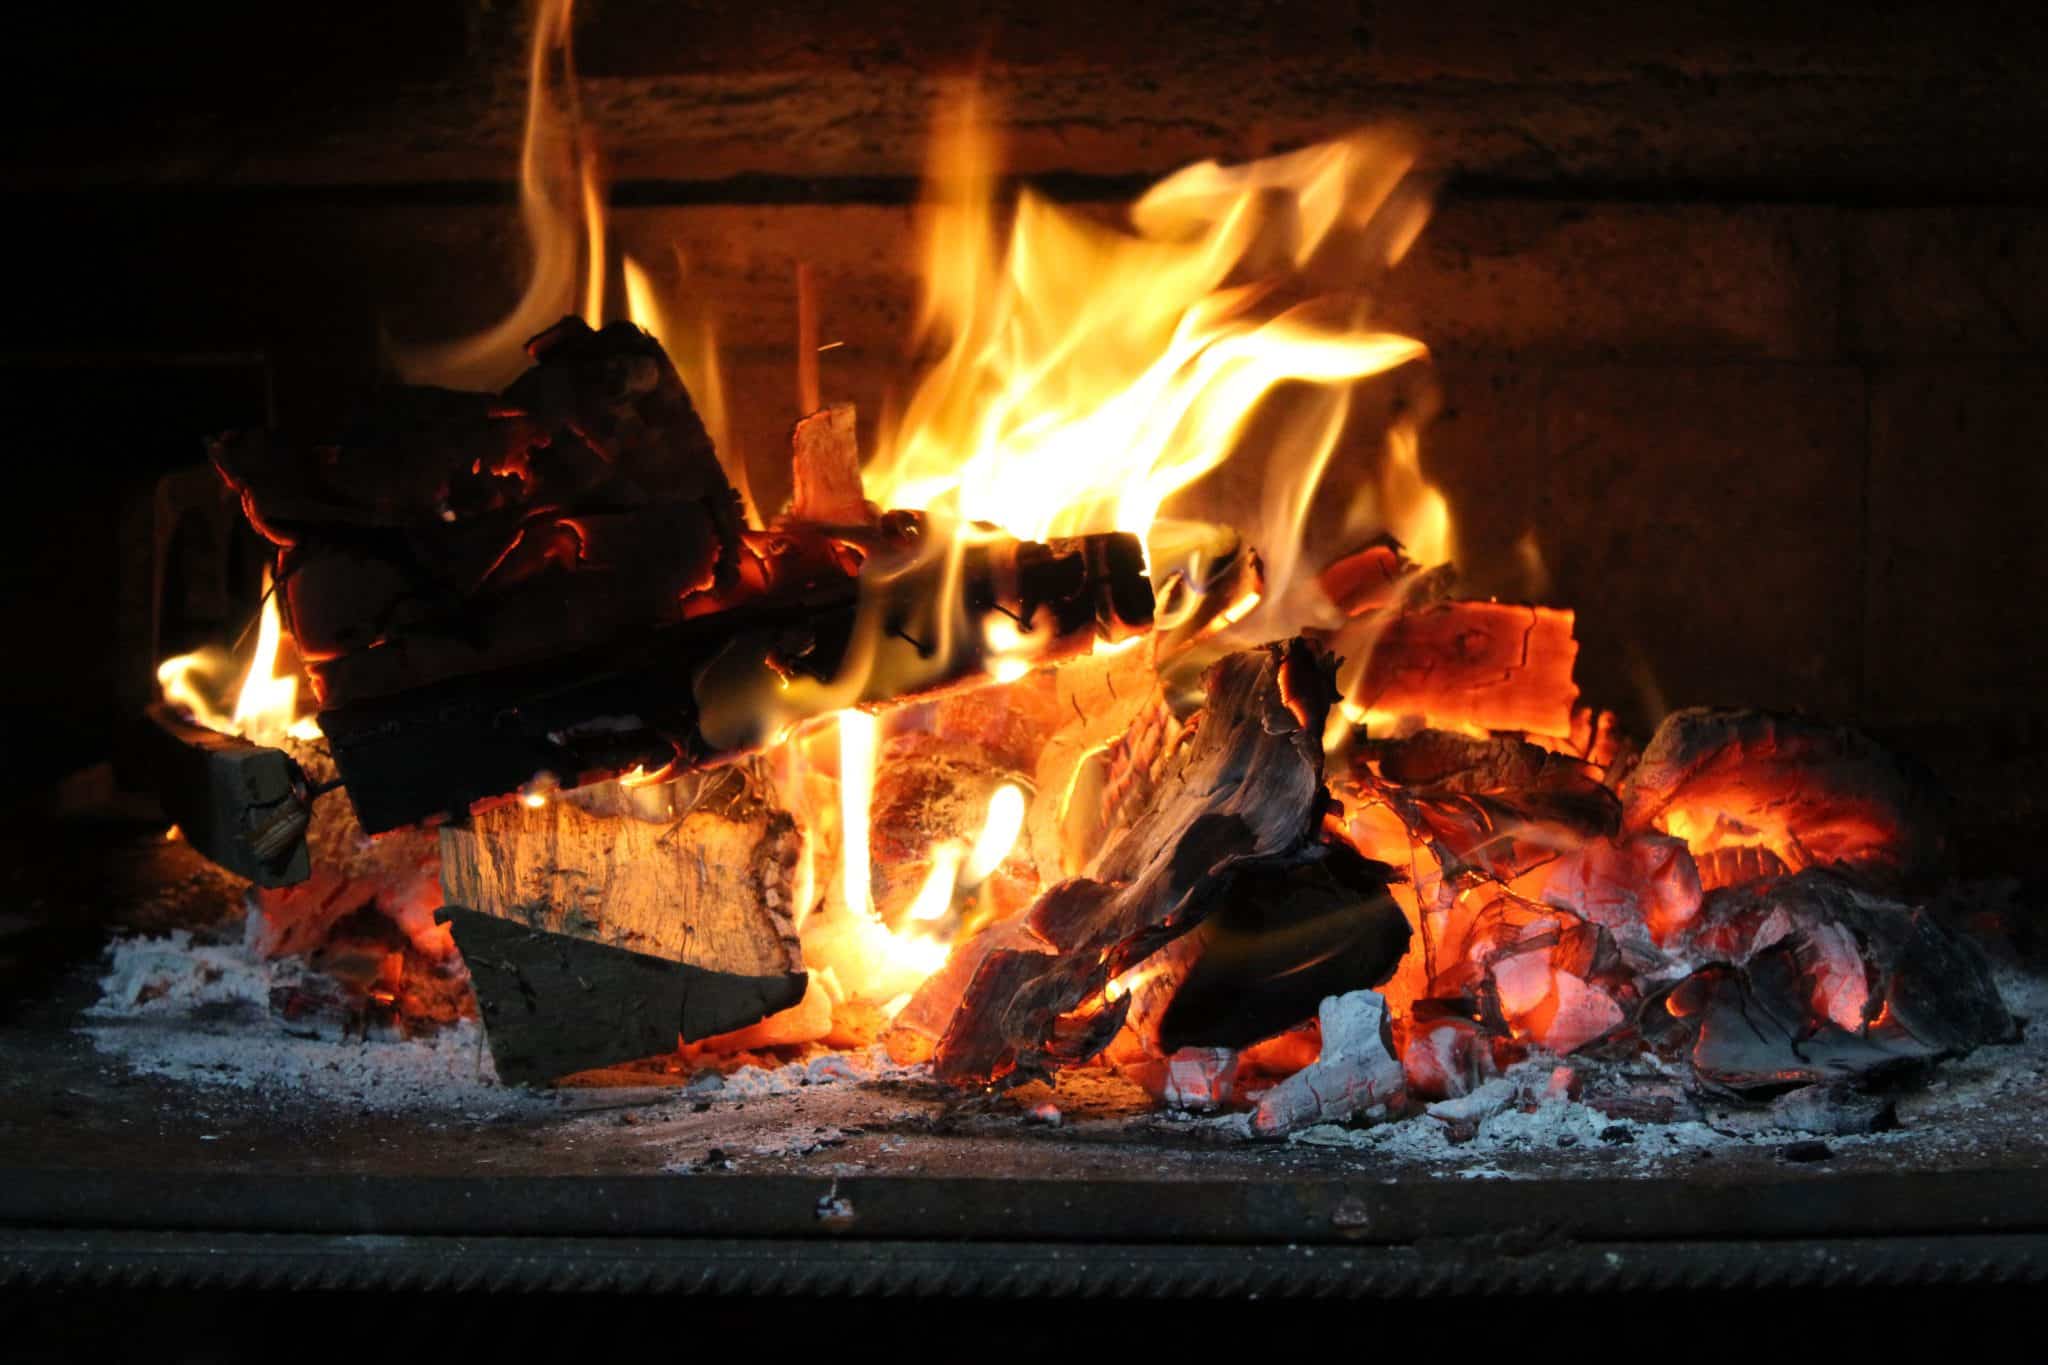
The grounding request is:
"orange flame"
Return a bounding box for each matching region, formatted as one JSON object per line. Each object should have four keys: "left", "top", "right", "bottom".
{"left": 157, "top": 582, "right": 320, "bottom": 747}
{"left": 867, "top": 93, "right": 1432, "bottom": 592}
{"left": 395, "top": 0, "right": 600, "bottom": 390}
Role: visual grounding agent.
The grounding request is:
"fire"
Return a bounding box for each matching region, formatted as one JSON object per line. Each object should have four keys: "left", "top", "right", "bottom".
{"left": 156, "top": 583, "right": 319, "bottom": 747}
{"left": 394, "top": 0, "right": 595, "bottom": 391}
{"left": 866, "top": 93, "right": 1432, "bottom": 588}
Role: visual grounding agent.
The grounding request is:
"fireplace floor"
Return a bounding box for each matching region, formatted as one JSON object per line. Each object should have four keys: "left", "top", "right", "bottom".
{"left": 4, "top": 820, "right": 2046, "bottom": 1296}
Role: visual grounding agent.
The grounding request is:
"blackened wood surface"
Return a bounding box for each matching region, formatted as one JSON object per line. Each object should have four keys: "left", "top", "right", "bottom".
{"left": 438, "top": 905, "right": 807, "bottom": 1084}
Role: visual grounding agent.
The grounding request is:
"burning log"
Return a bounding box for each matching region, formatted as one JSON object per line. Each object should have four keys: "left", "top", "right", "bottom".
{"left": 213, "top": 315, "right": 1154, "bottom": 834}
{"left": 1249, "top": 989, "right": 1406, "bottom": 1137}
{"left": 317, "top": 520, "right": 1149, "bottom": 833}
{"left": 139, "top": 701, "right": 312, "bottom": 886}
{"left": 439, "top": 762, "right": 803, "bottom": 975}
{"left": 916, "top": 638, "right": 1342, "bottom": 1086}
{"left": 1621, "top": 708, "right": 1946, "bottom": 891}
{"left": 1334, "top": 600, "right": 1580, "bottom": 739}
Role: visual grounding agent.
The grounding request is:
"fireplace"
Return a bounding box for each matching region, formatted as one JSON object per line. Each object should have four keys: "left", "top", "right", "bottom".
{"left": 4, "top": 0, "right": 2046, "bottom": 1313}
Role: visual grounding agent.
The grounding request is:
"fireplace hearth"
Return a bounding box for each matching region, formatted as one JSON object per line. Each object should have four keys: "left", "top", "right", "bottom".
{"left": 6, "top": 0, "right": 2048, "bottom": 1308}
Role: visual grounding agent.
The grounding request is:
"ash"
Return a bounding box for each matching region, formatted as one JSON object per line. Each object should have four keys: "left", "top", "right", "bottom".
{"left": 83, "top": 923, "right": 528, "bottom": 1117}
{"left": 78, "top": 921, "right": 2047, "bottom": 1176}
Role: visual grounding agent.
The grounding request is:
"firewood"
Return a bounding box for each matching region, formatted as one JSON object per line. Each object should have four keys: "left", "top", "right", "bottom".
{"left": 1249, "top": 989, "right": 1405, "bottom": 1137}
{"left": 214, "top": 316, "right": 747, "bottom": 708}
{"left": 319, "top": 521, "right": 1152, "bottom": 833}
{"left": 439, "top": 761, "right": 804, "bottom": 980}
{"left": 788, "top": 402, "right": 872, "bottom": 525}
{"left": 920, "top": 637, "right": 1339, "bottom": 1086}
{"left": 138, "top": 701, "right": 312, "bottom": 887}
{"left": 1333, "top": 599, "right": 1580, "bottom": 739}
{"left": 1620, "top": 707, "right": 1945, "bottom": 891}
{"left": 436, "top": 905, "right": 806, "bottom": 1085}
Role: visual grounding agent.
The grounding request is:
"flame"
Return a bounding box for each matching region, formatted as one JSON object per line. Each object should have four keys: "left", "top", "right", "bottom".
{"left": 157, "top": 582, "right": 320, "bottom": 747}
{"left": 396, "top": 0, "right": 600, "bottom": 390}
{"left": 837, "top": 711, "right": 879, "bottom": 917}
{"left": 963, "top": 783, "right": 1026, "bottom": 886}
{"left": 866, "top": 93, "right": 1431, "bottom": 585}
{"left": 624, "top": 251, "right": 756, "bottom": 523}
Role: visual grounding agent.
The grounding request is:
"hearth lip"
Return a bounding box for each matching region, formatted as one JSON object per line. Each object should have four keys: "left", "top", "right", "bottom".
{"left": 2, "top": 1229, "right": 2044, "bottom": 1298}
{"left": 3, "top": 1167, "right": 2044, "bottom": 1249}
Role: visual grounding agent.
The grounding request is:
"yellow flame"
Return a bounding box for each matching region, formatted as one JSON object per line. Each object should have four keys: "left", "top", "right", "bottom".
{"left": 837, "top": 711, "right": 878, "bottom": 917}
{"left": 230, "top": 587, "right": 303, "bottom": 747}
{"left": 1381, "top": 418, "right": 1454, "bottom": 568}
{"left": 158, "top": 582, "right": 319, "bottom": 747}
{"left": 905, "top": 844, "right": 965, "bottom": 923}
{"left": 963, "top": 783, "right": 1026, "bottom": 886}
{"left": 396, "top": 0, "right": 600, "bottom": 390}
{"left": 866, "top": 93, "right": 1430, "bottom": 583}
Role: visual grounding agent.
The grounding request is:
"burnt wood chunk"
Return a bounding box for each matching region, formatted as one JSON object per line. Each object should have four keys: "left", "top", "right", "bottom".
{"left": 438, "top": 906, "right": 806, "bottom": 1085}
{"left": 1621, "top": 707, "right": 1945, "bottom": 890}
{"left": 140, "top": 701, "right": 311, "bottom": 886}
{"left": 789, "top": 402, "right": 872, "bottom": 525}
{"left": 439, "top": 763, "right": 803, "bottom": 977}
{"left": 1644, "top": 868, "right": 2014, "bottom": 1094}
{"left": 923, "top": 637, "right": 1338, "bottom": 1086}
{"left": 1156, "top": 841, "right": 1410, "bottom": 1052}
{"left": 1336, "top": 600, "right": 1580, "bottom": 739}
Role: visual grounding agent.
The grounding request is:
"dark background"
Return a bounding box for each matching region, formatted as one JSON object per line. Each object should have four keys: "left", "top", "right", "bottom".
{"left": 5, "top": 1, "right": 2047, "bottom": 866}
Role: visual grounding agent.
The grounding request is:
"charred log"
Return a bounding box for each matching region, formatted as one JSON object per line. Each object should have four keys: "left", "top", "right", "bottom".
{"left": 919, "top": 637, "right": 1337, "bottom": 1086}
{"left": 1644, "top": 869, "right": 2014, "bottom": 1095}
{"left": 437, "top": 905, "right": 805, "bottom": 1085}
{"left": 139, "top": 701, "right": 312, "bottom": 886}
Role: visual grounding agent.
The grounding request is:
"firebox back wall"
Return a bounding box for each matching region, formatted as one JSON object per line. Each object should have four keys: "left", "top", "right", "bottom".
{"left": 5, "top": 1, "right": 2045, "bottom": 865}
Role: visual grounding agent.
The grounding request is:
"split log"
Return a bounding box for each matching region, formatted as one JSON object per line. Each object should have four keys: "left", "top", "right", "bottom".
{"left": 437, "top": 906, "right": 804, "bottom": 1085}
{"left": 1333, "top": 599, "right": 1580, "bottom": 739}
{"left": 436, "top": 761, "right": 810, "bottom": 1082}
{"left": 1249, "top": 990, "right": 1405, "bottom": 1137}
{"left": 440, "top": 762, "right": 804, "bottom": 978}
{"left": 918, "top": 637, "right": 1338, "bottom": 1086}
{"left": 788, "top": 402, "right": 873, "bottom": 525}
{"left": 1620, "top": 707, "right": 1945, "bottom": 891}
{"left": 138, "top": 701, "right": 311, "bottom": 886}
